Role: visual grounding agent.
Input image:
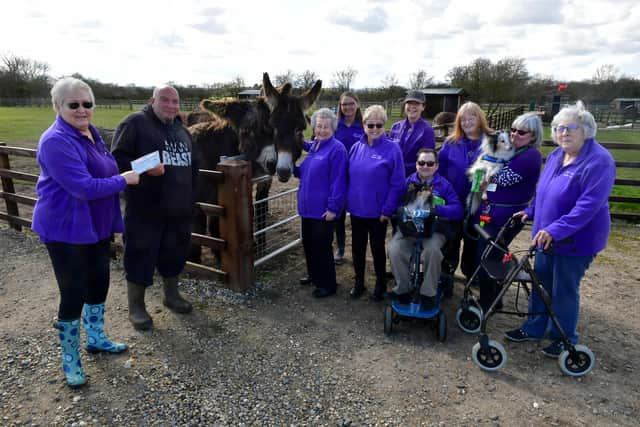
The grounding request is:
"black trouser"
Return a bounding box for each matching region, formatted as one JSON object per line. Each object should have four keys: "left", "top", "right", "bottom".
{"left": 302, "top": 217, "right": 337, "bottom": 291}
{"left": 123, "top": 214, "right": 191, "bottom": 287}
{"left": 477, "top": 221, "right": 524, "bottom": 312}
{"left": 350, "top": 215, "right": 388, "bottom": 286}
{"left": 442, "top": 223, "right": 477, "bottom": 278}
{"left": 46, "top": 239, "right": 111, "bottom": 320}
{"left": 333, "top": 211, "right": 347, "bottom": 254}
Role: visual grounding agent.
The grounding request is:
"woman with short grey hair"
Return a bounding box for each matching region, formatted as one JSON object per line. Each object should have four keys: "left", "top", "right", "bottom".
{"left": 506, "top": 101, "right": 615, "bottom": 359}
{"left": 295, "top": 108, "right": 348, "bottom": 298}
{"left": 32, "top": 76, "right": 139, "bottom": 387}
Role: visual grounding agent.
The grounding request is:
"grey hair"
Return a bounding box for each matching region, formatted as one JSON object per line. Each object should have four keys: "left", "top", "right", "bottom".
{"left": 551, "top": 100, "right": 597, "bottom": 140}
{"left": 310, "top": 108, "right": 338, "bottom": 132}
{"left": 50, "top": 77, "right": 95, "bottom": 112}
{"left": 512, "top": 112, "right": 543, "bottom": 148}
{"left": 362, "top": 105, "right": 388, "bottom": 124}
{"left": 152, "top": 84, "right": 179, "bottom": 99}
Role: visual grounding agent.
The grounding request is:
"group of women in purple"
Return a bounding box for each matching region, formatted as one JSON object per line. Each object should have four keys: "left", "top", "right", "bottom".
{"left": 297, "top": 94, "right": 615, "bottom": 360}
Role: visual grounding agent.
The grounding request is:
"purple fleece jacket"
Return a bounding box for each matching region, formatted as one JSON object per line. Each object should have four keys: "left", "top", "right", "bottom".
{"left": 524, "top": 139, "right": 615, "bottom": 256}
{"left": 437, "top": 135, "right": 483, "bottom": 203}
{"left": 334, "top": 118, "right": 364, "bottom": 154}
{"left": 32, "top": 117, "right": 126, "bottom": 244}
{"left": 346, "top": 134, "right": 405, "bottom": 218}
{"left": 474, "top": 146, "right": 542, "bottom": 227}
{"left": 405, "top": 172, "right": 464, "bottom": 220}
{"left": 296, "top": 136, "right": 348, "bottom": 219}
{"left": 389, "top": 118, "right": 436, "bottom": 177}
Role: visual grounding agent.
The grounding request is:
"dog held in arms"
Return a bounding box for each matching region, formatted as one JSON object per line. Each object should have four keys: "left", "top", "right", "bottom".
{"left": 466, "top": 130, "right": 515, "bottom": 215}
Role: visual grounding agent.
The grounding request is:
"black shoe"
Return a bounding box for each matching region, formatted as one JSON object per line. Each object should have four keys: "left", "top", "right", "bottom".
{"left": 312, "top": 287, "right": 336, "bottom": 298}
{"left": 334, "top": 249, "right": 345, "bottom": 265}
{"left": 541, "top": 340, "right": 565, "bottom": 358}
{"left": 384, "top": 291, "right": 411, "bottom": 304}
{"left": 504, "top": 328, "right": 541, "bottom": 343}
{"left": 420, "top": 295, "right": 437, "bottom": 311}
{"left": 349, "top": 286, "right": 366, "bottom": 299}
{"left": 299, "top": 276, "right": 312, "bottom": 285}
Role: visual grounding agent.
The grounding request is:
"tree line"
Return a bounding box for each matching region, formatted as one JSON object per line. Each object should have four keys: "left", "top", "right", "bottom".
{"left": 1, "top": 53, "right": 639, "bottom": 106}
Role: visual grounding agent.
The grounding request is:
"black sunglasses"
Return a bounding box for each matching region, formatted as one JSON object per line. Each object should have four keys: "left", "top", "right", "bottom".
{"left": 417, "top": 160, "right": 436, "bottom": 167}
{"left": 510, "top": 128, "right": 529, "bottom": 136}
{"left": 366, "top": 123, "right": 384, "bottom": 129}
{"left": 67, "top": 101, "right": 94, "bottom": 110}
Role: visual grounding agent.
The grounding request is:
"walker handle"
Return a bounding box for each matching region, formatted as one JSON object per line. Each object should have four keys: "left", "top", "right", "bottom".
{"left": 474, "top": 224, "right": 492, "bottom": 242}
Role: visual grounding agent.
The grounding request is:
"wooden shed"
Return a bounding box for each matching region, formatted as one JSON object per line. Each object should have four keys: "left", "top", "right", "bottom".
{"left": 415, "top": 88, "right": 465, "bottom": 118}
{"left": 238, "top": 89, "right": 261, "bottom": 100}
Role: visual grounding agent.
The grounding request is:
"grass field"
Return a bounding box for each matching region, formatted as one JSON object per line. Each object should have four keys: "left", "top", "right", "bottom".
{"left": 1, "top": 106, "right": 638, "bottom": 216}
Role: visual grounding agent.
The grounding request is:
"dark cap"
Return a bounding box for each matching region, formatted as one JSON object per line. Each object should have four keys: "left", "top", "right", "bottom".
{"left": 404, "top": 90, "right": 425, "bottom": 104}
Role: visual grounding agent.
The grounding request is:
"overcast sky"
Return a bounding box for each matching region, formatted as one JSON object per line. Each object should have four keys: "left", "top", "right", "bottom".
{"left": 3, "top": 0, "right": 639, "bottom": 89}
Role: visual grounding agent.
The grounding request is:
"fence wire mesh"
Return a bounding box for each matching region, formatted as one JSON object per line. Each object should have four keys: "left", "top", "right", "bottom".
{"left": 253, "top": 186, "right": 301, "bottom": 266}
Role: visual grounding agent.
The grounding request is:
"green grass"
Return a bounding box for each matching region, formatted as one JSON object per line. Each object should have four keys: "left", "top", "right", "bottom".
{"left": 0, "top": 106, "right": 139, "bottom": 147}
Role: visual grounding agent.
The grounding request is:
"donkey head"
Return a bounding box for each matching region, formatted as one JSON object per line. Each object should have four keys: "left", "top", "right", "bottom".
{"left": 262, "top": 72, "right": 322, "bottom": 182}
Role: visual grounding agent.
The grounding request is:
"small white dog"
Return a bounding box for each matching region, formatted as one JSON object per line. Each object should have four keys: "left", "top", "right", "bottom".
{"left": 467, "top": 130, "right": 515, "bottom": 215}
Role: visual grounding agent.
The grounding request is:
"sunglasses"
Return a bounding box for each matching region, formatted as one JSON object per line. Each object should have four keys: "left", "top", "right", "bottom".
{"left": 67, "top": 101, "right": 94, "bottom": 110}
{"left": 555, "top": 124, "right": 579, "bottom": 134}
{"left": 366, "top": 123, "right": 384, "bottom": 129}
{"left": 510, "top": 128, "right": 530, "bottom": 136}
{"left": 417, "top": 160, "right": 436, "bottom": 167}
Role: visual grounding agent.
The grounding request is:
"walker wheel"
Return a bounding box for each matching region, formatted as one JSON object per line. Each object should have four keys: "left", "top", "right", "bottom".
{"left": 472, "top": 340, "right": 507, "bottom": 371}
{"left": 558, "top": 345, "right": 595, "bottom": 377}
{"left": 383, "top": 305, "right": 393, "bottom": 336}
{"left": 456, "top": 306, "right": 482, "bottom": 334}
{"left": 436, "top": 310, "right": 447, "bottom": 342}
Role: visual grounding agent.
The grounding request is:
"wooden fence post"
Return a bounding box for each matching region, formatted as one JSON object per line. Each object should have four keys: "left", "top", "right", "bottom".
{"left": 216, "top": 159, "right": 254, "bottom": 292}
{"left": 0, "top": 142, "right": 22, "bottom": 231}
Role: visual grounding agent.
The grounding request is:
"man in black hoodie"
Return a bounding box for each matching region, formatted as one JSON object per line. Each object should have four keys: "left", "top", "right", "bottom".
{"left": 112, "top": 85, "right": 198, "bottom": 330}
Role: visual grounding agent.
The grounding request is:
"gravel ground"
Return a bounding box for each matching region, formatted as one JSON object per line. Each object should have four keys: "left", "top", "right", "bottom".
{"left": 1, "top": 224, "right": 639, "bottom": 426}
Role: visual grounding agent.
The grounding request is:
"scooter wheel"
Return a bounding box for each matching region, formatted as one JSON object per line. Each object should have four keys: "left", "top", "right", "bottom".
{"left": 472, "top": 340, "right": 507, "bottom": 371}
{"left": 383, "top": 305, "right": 393, "bottom": 336}
{"left": 558, "top": 345, "right": 595, "bottom": 377}
{"left": 456, "top": 306, "right": 482, "bottom": 334}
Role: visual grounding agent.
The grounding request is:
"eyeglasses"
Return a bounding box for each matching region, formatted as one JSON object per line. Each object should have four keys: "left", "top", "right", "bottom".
{"left": 555, "top": 124, "right": 580, "bottom": 134}
{"left": 67, "top": 101, "right": 94, "bottom": 110}
{"left": 510, "top": 128, "right": 530, "bottom": 136}
{"left": 417, "top": 160, "right": 436, "bottom": 167}
{"left": 340, "top": 102, "right": 356, "bottom": 107}
{"left": 366, "top": 123, "right": 384, "bottom": 129}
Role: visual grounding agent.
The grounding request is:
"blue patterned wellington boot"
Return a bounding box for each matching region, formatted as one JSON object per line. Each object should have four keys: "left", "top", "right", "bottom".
{"left": 54, "top": 319, "right": 87, "bottom": 387}
{"left": 82, "top": 303, "right": 128, "bottom": 354}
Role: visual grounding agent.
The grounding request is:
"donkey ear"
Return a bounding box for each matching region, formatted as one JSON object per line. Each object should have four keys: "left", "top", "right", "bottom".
{"left": 300, "top": 79, "right": 322, "bottom": 111}
{"left": 262, "top": 72, "right": 280, "bottom": 111}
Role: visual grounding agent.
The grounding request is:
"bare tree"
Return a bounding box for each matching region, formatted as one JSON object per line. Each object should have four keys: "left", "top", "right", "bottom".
{"left": 381, "top": 73, "right": 399, "bottom": 88}
{"left": 274, "top": 70, "right": 295, "bottom": 86}
{"left": 295, "top": 70, "right": 319, "bottom": 88}
{"left": 408, "top": 70, "right": 433, "bottom": 89}
{"left": 332, "top": 67, "right": 358, "bottom": 91}
{"left": 0, "top": 53, "right": 50, "bottom": 98}
{"left": 592, "top": 64, "right": 620, "bottom": 83}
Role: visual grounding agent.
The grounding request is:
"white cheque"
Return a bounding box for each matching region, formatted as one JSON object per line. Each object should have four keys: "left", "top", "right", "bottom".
{"left": 131, "top": 151, "right": 161, "bottom": 174}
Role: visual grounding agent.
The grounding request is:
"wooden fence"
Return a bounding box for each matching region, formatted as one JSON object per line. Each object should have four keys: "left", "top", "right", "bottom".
{"left": 0, "top": 143, "right": 255, "bottom": 292}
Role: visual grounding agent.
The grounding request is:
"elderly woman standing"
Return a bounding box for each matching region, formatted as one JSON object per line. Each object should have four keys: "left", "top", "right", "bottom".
{"left": 505, "top": 101, "right": 615, "bottom": 358}
{"left": 332, "top": 91, "right": 365, "bottom": 264}
{"left": 32, "top": 77, "right": 139, "bottom": 387}
{"left": 389, "top": 90, "right": 436, "bottom": 177}
{"left": 296, "top": 108, "right": 348, "bottom": 298}
{"left": 347, "top": 105, "right": 404, "bottom": 300}
{"left": 438, "top": 102, "right": 492, "bottom": 281}
{"left": 474, "top": 112, "right": 543, "bottom": 312}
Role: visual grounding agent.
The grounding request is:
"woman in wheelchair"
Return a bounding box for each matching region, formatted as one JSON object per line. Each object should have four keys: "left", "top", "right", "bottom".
{"left": 387, "top": 149, "right": 464, "bottom": 311}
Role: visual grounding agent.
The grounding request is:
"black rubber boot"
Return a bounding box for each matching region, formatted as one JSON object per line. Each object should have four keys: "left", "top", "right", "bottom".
{"left": 349, "top": 278, "right": 366, "bottom": 299}
{"left": 127, "top": 281, "right": 153, "bottom": 331}
{"left": 371, "top": 277, "right": 387, "bottom": 301}
{"left": 162, "top": 276, "right": 193, "bottom": 314}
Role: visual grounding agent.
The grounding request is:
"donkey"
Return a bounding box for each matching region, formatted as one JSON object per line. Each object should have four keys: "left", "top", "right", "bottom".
{"left": 188, "top": 72, "right": 322, "bottom": 263}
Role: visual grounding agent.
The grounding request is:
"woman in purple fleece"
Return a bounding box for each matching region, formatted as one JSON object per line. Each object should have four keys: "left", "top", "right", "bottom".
{"left": 346, "top": 105, "right": 405, "bottom": 301}
{"left": 32, "top": 77, "right": 139, "bottom": 387}
{"left": 505, "top": 101, "right": 615, "bottom": 359}
{"left": 474, "top": 112, "right": 543, "bottom": 312}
